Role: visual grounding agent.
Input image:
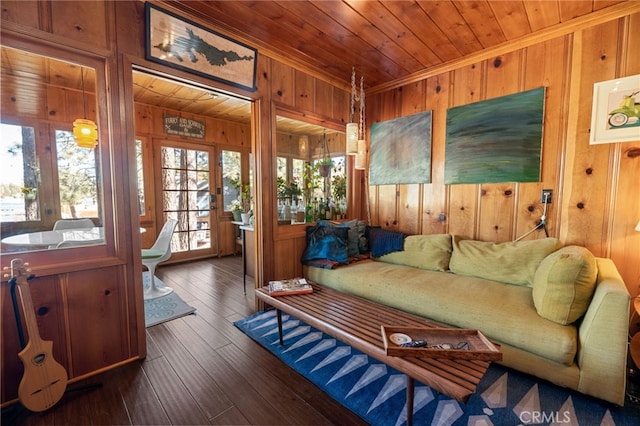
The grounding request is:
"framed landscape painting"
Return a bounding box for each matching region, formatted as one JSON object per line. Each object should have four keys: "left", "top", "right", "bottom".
{"left": 145, "top": 3, "right": 257, "bottom": 91}
{"left": 369, "top": 111, "right": 432, "bottom": 185}
{"left": 444, "top": 87, "right": 545, "bottom": 184}
{"left": 590, "top": 74, "right": 640, "bottom": 144}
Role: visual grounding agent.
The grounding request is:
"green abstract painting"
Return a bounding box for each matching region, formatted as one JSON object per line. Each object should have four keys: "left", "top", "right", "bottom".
{"left": 445, "top": 87, "right": 545, "bottom": 184}
{"left": 370, "top": 111, "right": 432, "bottom": 185}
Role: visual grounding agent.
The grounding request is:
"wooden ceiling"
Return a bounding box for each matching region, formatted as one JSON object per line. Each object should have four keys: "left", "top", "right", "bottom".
{"left": 171, "top": 0, "right": 630, "bottom": 90}
{"left": 3, "top": 1, "right": 634, "bottom": 127}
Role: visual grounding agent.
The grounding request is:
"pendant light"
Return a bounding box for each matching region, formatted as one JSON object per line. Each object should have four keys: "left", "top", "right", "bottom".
{"left": 298, "top": 135, "right": 308, "bottom": 156}
{"left": 73, "top": 67, "right": 98, "bottom": 148}
{"left": 354, "top": 75, "right": 367, "bottom": 170}
{"left": 346, "top": 67, "right": 359, "bottom": 155}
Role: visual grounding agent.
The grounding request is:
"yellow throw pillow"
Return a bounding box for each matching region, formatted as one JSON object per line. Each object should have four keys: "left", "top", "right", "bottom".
{"left": 377, "top": 234, "right": 452, "bottom": 271}
{"left": 449, "top": 236, "right": 562, "bottom": 286}
{"left": 532, "top": 246, "right": 598, "bottom": 325}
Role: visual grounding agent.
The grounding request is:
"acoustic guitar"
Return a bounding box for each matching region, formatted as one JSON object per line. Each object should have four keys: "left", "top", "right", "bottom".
{"left": 9, "top": 258, "right": 67, "bottom": 412}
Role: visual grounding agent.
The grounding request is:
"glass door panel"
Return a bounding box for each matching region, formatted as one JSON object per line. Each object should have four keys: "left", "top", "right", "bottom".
{"left": 157, "top": 141, "right": 217, "bottom": 260}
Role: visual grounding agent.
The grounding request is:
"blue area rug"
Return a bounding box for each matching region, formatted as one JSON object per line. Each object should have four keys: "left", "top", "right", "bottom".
{"left": 235, "top": 310, "right": 640, "bottom": 426}
{"left": 143, "top": 272, "right": 196, "bottom": 327}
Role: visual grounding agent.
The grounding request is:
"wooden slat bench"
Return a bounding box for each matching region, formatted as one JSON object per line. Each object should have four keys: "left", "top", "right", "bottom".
{"left": 256, "top": 283, "right": 499, "bottom": 425}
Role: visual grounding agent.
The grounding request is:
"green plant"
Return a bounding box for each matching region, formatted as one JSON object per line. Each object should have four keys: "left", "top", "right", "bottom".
{"left": 241, "top": 183, "right": 252, "bottom": 212}
{"left": 226, "top": 199, "right": 242, "bottom": 212}
{"left": 21, "top": 186, "right": 37, "bottom": 195}
{"left": 331, "top": 174, "right": 346, "bottom": 201}
{"left": 277, "top": 176, "right": 287, "bottom": 198}
{"left": 318, "top": 157, "right": 333, "bottom": 166}
{"left": 303, "top": 162, "right": 322, "bottom": 200}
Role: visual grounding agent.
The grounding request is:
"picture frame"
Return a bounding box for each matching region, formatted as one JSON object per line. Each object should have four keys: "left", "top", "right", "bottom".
{"left": 145, "top": 3, "right": 257, "bottom": 92}
{"left": 369, "top": 111, "right": 432, "bottom": 185}
{"left": 444, "top": 88, "right": 545, "bottom": 184}
{"left": 590, "top": 74, "right": 640, "bottom": 144}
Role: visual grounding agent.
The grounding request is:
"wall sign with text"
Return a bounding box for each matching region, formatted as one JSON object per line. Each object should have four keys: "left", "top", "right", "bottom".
{"left": 164, "top": 115, "right": 205, "bottom": 139}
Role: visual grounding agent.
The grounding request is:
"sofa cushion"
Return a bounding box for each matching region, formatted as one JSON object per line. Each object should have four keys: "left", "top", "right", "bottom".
{"left": 305, "top": 260, "right": 577, "bottom": 365}
{"left": 377, "top": 234, "right": 452, "bottom": 272}
{"left": 532, "top": 246, "right": 598, "bottom": 325}
{"left": 369, "top": 228, "right": 405, "bottom": 257}
{"left": 318, "top": 219, "right": 359, "bottom": 257}
{"left": 450, "top": 236, "right": 562, "bottom": 286}
{"left": 301, "top": 225, "right": 349, "bottom": 264}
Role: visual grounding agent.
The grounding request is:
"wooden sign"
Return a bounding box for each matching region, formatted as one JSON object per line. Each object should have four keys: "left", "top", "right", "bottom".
{"left": 164, "top": 115, "right": 205, "bottom": 138}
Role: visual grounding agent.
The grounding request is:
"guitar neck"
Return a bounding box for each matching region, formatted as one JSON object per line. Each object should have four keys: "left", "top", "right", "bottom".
{"left": 16, "top": 277, "right": 44, "bottom": 347}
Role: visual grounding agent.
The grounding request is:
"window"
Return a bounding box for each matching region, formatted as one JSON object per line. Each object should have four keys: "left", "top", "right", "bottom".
{"left": 0, "top": 46, "right": 112, "bottom": 258}
{"left": 221, "top": 150, "right": 241, "bottom": 212}
{"left": 0, "top": 123, "right": 40, "bottom": 222}
{"left": 55, "top": 130, "right": 99, "bottom": 219}
{"left": 135, "top": 139, "right": 145, "bottom": 215}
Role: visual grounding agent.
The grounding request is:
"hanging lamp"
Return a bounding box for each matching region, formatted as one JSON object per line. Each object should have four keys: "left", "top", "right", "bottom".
{"left": 346, "top": 67, "right": 359, "bottom": 155}
{"left": 298, "top": 135, "right": 308, "bottom": 156}
{"left": 73, "top": 67, "right": 98, "bottom": 148}
{"left": 354, "top": 75, "right": 367, "bottom": 170}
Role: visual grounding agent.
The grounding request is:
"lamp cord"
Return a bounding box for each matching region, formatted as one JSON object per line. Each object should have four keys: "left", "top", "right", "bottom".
{"left": 80, "top": 68, "right": 87, "bottom": 119}
{"left": 515, "top": 193, "right": 550, "bottom": 242}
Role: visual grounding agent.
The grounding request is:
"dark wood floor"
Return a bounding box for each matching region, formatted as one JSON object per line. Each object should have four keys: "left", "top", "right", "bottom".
{"left": 2, "top": 256, "right": 367, "bottom": 425}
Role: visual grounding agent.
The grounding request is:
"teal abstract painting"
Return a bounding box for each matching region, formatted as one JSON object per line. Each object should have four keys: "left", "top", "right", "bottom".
{"left": 445, "top": 87, "right": 545, "bottom": 184}
{"left": 370, "top": 111, "right": 432, "bottom": 185}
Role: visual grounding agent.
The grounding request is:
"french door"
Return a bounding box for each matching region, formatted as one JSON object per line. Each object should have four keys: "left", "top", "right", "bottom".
{"left": 154, "top": 139, "right": 218, "bottom": 261}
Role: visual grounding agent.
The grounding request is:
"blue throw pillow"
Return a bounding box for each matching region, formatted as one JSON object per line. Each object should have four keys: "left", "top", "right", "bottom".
{"left": 317, "top": 219, "right": 359, "bottom": 257}
{"left": 369, "top": 228, "right": 405, "bottom": 258}
{"left": 301, "top": 225, "right": 349, "bottom": 264}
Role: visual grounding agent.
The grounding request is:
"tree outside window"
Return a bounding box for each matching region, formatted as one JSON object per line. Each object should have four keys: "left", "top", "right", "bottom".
{"left": 55, "top": 130, "right": 99, "bottom": 219}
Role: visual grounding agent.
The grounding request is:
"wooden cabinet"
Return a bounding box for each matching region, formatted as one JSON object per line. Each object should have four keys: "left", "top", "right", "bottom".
{"left": 1, "top": 265, "right": 140, "bottom": 404}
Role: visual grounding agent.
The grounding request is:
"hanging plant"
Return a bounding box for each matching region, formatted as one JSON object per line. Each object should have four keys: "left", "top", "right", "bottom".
{"left": 318, "top": 130, "right": 332, "bottom": 178}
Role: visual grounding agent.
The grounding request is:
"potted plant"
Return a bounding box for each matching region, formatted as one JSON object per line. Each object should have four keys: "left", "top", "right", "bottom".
{"left": 240, "top": 183, "right": 252, "bottom": 224}
{"left": 21, "top": 186, "right": 37, "bottom": 200}
{"left": 318, "top": 130, "right": 333, "bottom": 178}
{"left": 317, "top": 157, "right": 333, "bottom": 178}
{"left": 227, "top": 199, "right": 243, "bottom": 222}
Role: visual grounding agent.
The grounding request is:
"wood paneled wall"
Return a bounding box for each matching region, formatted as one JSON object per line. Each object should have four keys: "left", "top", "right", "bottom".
{"left": 366, "top": 14, "right": 640, "bottom": 297}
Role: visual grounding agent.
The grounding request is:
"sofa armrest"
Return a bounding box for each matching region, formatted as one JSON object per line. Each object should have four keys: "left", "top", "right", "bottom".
{"left": 577, "top": 257, "right": 630, "bottom": 405}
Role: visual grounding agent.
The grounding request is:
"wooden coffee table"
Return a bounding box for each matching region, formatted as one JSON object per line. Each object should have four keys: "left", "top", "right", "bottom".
{"left": 256, "top": 282, "right": 500, "bottom": 425}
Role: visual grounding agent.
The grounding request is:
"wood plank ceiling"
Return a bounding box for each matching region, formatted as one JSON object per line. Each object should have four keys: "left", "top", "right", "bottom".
{"left": 2, "top": 1, "right": 631, "bottom": 126}
{"left": 171, "top": 0, "right": 629, "bottom": 90}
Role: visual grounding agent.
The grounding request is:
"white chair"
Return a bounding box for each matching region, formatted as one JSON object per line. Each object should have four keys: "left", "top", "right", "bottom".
{"left": 53, "top": 218, "right": 95, "bottom": 230}
{"left": 142, "top": 219, "right": 178, "bottom": 300}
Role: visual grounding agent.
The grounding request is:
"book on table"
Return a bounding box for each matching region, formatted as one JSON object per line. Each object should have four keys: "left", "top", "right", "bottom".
{"left": 268, "top": 278, "right": 313, "bottom": 296}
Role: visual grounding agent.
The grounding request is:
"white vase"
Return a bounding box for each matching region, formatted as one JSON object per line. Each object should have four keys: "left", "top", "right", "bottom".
{"left": 241, "top": 213, "right": 250, "bottom": 224}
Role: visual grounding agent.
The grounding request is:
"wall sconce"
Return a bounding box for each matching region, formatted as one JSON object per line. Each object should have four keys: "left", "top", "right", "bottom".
{"left": 298, "top": 135, "right": 308, "bottom": 156}
{"left": 73, "top": 67, "right": 98, "bottom": 149}
{"left": 636, "top": 220, "right": 640, "bottom": 232}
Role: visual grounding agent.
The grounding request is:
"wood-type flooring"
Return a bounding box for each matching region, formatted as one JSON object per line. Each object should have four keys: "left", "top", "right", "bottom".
{"left": 1, "top": 256, "right": 366, "bottom": 425}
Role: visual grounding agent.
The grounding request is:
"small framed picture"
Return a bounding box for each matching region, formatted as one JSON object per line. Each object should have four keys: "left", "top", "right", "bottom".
{"left": 590, "top": 74, "right": 640, "bottom": 144}
{"left": 145, "top": 3, "right": 257, "bottom": 92}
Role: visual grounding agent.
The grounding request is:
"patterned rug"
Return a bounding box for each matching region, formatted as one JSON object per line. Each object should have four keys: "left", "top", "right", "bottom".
{"left": 235, "top": 310, "right": 640, "bottom": 426}
{"left": 143, "top": 272, "right": 196, "bottom": 327}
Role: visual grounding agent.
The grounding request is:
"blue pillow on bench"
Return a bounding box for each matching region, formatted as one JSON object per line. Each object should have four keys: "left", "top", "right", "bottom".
{"left": 369, "top": 228, "right": 405, "bottom": 258}
{"left": 301, "top": 225, "right": 349, "bottom": 265}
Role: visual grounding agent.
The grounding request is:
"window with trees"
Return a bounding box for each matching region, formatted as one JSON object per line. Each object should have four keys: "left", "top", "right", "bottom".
{"left": 0, "top": 123, "right": 40, "bottom": 223}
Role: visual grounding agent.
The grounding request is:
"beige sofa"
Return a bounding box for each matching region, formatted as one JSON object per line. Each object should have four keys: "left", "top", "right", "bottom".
{"left": 304, "top": 234, "right": 630, "bottom": 405}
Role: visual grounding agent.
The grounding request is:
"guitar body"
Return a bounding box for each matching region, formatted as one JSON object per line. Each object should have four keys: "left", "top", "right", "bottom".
{"left": 18, "top": 339, "right": 68, "bottom": 412}
{"left": 10, "top": 258, "right": 68, "bottom": 412}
